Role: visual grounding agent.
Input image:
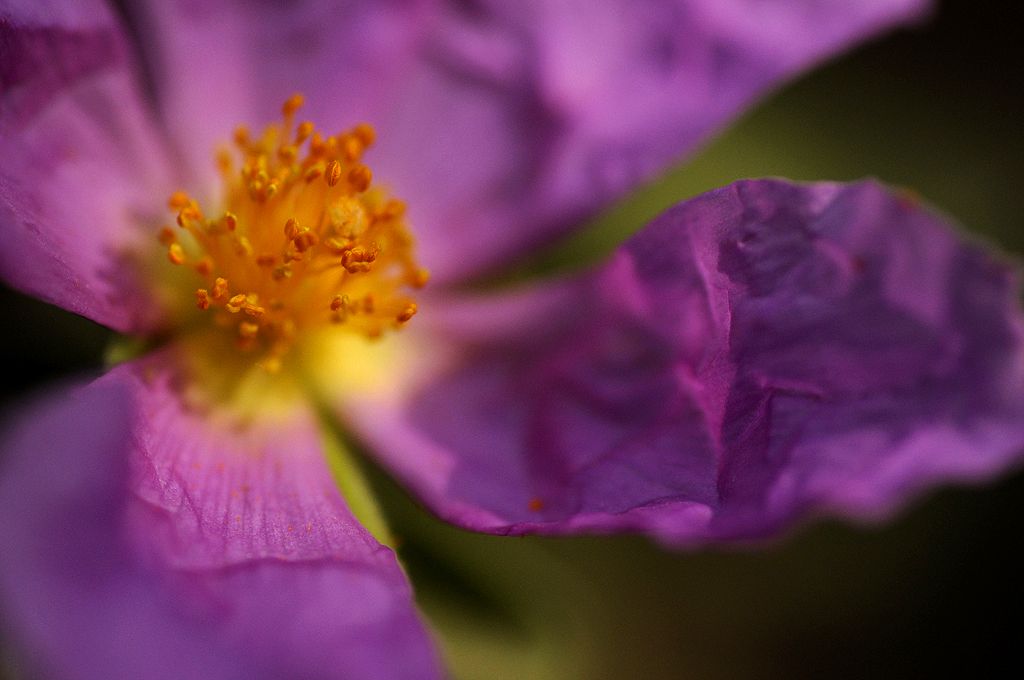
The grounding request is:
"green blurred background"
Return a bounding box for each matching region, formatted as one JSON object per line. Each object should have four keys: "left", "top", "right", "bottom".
{"left": 2, "top": 1, "right": 1023, "bottom": 677}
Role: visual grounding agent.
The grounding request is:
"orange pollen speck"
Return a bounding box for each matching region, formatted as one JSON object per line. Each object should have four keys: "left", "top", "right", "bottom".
{"left": 157, "top": 94, "right": 426, "bottom": 370}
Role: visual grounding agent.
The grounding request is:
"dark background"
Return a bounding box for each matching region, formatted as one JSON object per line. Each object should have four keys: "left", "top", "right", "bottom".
{"left": 3, "top": 1, "right": 1023, "bottom": 677}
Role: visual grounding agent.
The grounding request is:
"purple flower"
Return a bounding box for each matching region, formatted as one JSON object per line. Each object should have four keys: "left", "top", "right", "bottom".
{"left": 3, "top": 0, "right": 1022, "bottom": 678}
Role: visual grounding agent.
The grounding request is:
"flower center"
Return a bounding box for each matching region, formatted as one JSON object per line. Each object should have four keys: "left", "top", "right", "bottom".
{"left": 157, "top": 94, "right": 426, "bottom": 374}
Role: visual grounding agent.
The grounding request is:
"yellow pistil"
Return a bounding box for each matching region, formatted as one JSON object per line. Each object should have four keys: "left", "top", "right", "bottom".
{"left": 157, "top": 94, "right": 426, "bottom": 372}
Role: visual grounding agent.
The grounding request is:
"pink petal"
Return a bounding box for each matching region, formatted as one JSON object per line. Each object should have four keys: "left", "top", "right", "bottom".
{"left": 0, "top": 358, "right": 442, "bottom": 678}
{"left": 0, "top": 0, "right": 174, "bottom": 332}
{"left": 127, "top": 0, "right": 431, "bottom": 196}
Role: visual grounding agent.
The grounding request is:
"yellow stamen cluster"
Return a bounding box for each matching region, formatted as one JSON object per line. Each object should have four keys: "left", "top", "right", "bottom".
{"left": 159, "top": 94, "right": 427, "bottom": 372}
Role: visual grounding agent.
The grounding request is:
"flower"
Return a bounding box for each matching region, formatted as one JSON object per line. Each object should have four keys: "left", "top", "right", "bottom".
{"left": 3, "top": 0, "right": 1023, "bottom": 678}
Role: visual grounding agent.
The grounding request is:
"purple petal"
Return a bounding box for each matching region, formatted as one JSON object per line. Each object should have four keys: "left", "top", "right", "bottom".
{"left": 129, "top": 0, "right": 431, "bottom": 194}
{"left": 346, "top": 179, "right": 1024, "bottom": 543}
{"left": 134, "top": 0, "right": 928, "bottom": 282}
{"left": 0, "top": 359, "right": 442, "bottom": 678}
{"left": 0, "top": 0, "right": 174, "bottom": 332}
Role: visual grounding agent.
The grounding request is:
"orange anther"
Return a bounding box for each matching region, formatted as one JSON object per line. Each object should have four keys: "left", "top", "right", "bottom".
{"left": 341, "top": 246, "right": 376, "bottom": 273}
{"left": 282, "top": 93, "right": 304, "bottom": 118}
{"left": 325, "top": 160, "right": 342, "bottom": 187}
{"left": 227, "top": 294, "right": 247, "bottom": 312}
{"left": 196, "top": 289, "right": 211, "bottom": 310}
{"left": 341, "top": 136, "right": 362, "bottom": 162}
{"left": 168, "top": 191, "right": 191, "bottom": 210}
{"left": 216, "top": 148, "right": 233, "bottom": 174}
{"left": 242, "top": 302, "right": 265, "bottom": 318}
{"left": 411, "top": 268, "right": 430, "bottom": 288}
{"left": 309, "top": 132, "right": 325, "bottom": 155}
{"left": 382, "top": 199, "right": 407, "bottom": 220}
{"left": 176, "top": 207, "right": 200, "bottom": 228}
{"left": 212, "top": 277, "right": 229, "bottom": 300}
{"left": 167, "top": 243, "right": 186, "bottom": 265}
{"left": 278, "top": 145, "right": 297, "bottom": 164}
{"left": 353, "top": 123, "right": 376, "bottom": 148}
{"left": 396, "top": 303, "right": 417, "bottom": 323}
{"left": 293, "top": 231, "right": 319, "bottom": 253}
{"left": 303, "top": 165, "right": 323, "bottom": 183}
{"left": 284, "top": 218, "right": 300, "bottom": 239}
{"left": 348, "top": 164, "right": 372, "bottom": 193}
{"left": 295, "top": 121, "right": 314, "bottom": 144}
{"left": 158, "top": 226, "right": 176, "bottom": 246}
{"left": 233, "top": 125, "right": 251, "bottom": 147}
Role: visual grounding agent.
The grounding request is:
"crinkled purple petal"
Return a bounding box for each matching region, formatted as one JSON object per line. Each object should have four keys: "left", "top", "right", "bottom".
{"left": 0, "top": 0, "right": 174, "bottom": 332}
{"left": 345, "top": 179, "right": 1024, "bottom": 543}
{"left": 132, "top": 0, "right": 928, "bottom": 282}
{"left": 0, "top": 359, "right": 442, "bottom": 679}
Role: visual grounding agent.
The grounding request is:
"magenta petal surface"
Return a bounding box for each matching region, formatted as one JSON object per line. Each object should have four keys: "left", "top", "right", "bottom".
{"left": 131, "top": 0, "right": 430, "bottom": 194}
{"left": 348, "top": 180, "right": 1024, "bottom": 543}
{"left": 134, "top": 0, "right": 927, "bottom": 282}
{"left": 377, "top": 0, "right": 930, "bottom": 281}
{"left": 0, "top": 362, "right": 441, "bottom": 679}
{"left": 0, "top": 0, "right": 173, "bottom": 332}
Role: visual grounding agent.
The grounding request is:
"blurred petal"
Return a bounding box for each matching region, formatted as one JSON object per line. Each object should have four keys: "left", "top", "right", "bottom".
{"left": 346, "top": 179, "right": 1024, "bottom": 543}
{"left": 378, "top": 0, "right": 931, "bottom": 281}
{"left": 0, "top": 380, "right": 235, "bottom": 679}
{"left": 0, "top": 0, "right": 173, "bottom": 332}
{"left": 0, "top": 360, "right": 441, "bottom": 679}
{"left": 130, "top": 0, "right": 927, "bottom": 281}
{"left": 128, "top": 0, "right": 430, "bottom": 195}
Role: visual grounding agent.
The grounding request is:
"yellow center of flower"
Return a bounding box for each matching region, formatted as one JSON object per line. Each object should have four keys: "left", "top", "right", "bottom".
{"left": 157, "top": 94, "right": 427, "bottom": 374}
